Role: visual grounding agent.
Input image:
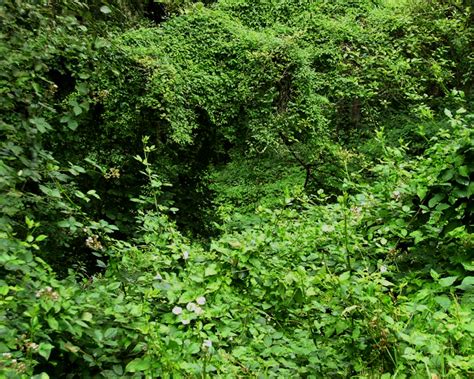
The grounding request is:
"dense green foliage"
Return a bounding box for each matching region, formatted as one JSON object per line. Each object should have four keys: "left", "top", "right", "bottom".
{"left": 1, "top": 0, "right": 473, "bottom": 377}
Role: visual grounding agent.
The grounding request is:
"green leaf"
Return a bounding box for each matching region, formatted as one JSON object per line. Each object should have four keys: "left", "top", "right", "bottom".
{"left": 458, "top": 165, "right": 470, "bottom": 177}
{"left": 456, "top": 276, "right": 474, "bottom": 291}
{"left": 100, "top": 5, "right": 112, "bottom": 14}
{"left": 104, "top": 328, "right": 118, "bottom": 339}
{"left": 438, "top": 276, "right": 457, "bottom": 288}
{"left": 428, "top": 193, "right": 445, "bottom": 208}
{"left": 410, "top": 230, "right": 424, "bottom": 244}
{"left": 73, "top": 105, "right": 82, "bottom": 116}
{"left": 339, "top": 271, "right": 351, "bottom": 282}
{"left": 32, "top": 373, "right": 50, "bottom": 379}
{"left": 35, "top": 235, "right": 48, "bottom": 242}
{"left": 434, "top": 295, "right": 451, "bottom": 309}
{"left": 461, "top": 262, "right": 474, "bottom": 271}
{"left": 47, "top": 317, "right": 59, "bottom": 330}
{"left": 63, "top": 342, "right": 80, "bottom": 353}
{"left": 39, "top": 185, "right": 62, "bottom": 198}
{"left": 205, "top": 264, "right": 219, "bottom": 276}
{"left": 67, "top": 119, "right": 79, "bottom": 131}
{"left": 416, "top": 186, "right": 427, "bottom": 200}
{"left": 125, "top": 357, "right": 152, "bottom": 372}
{"left": 112, "top": 365, "right": 124, "bottom": 376}
{"left": 30, "top": 117, "right": 52, "bottom": 133}
{"left": 0, "top": 284, "right": 9, "bottom": 296}
{"left": 38, "top": 343, "right": 54, "bottom": 360}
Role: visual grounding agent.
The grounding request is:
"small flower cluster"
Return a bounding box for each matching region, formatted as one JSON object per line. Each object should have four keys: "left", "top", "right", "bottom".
{"left": 391, "top": 190, "right": 401, "bottom": 201}
{"left": 172, "top": 296, "right": 206, "bottom": 325}
{"left": 25, "top": 341, "right": 39, "bottom": 352}
{"left": 35, "top": 286, "right": 59, "bottom": 301}
{"left": 47, "top": 83, "right": 58, "bottom": 96}
{"left": 104, "top": 167, "right": 120, "bottom": 179}
{"left": 97, "top": 89, "right": 110, "bottom": 99}
{"left": 85, "top": 235, "right": 103, "bottom": 251}
{"left": 351, "top": 206, "right": 362, "bottom": 217}
{"left": 3, "top": 354, "right": 27, "bottom": 373}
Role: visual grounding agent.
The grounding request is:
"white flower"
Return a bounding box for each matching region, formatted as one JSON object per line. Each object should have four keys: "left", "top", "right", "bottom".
{"left": 172, "top": 306, "right": 183, "bottom": 315}
{"left": 183, "top": 250, "right": 189, "bottom": 260}
{"left": 321, "top": 224, "right": 335, "bottom": 233}
{"left": 153, "top": 273, "right": 162, "bottom": 281}
{"left": 202, "top": 339, "right": 212, "bottom": 349}
{"left": 186, "top": 302, "right": 197, "bottom": 312}
{"left": 380, "top": 265, "right": 387, "bottom": 273}
{"left": 194, "top": 306, "right": 204, "bottom": 315}
{"left": 351, "top": 206, "right": 362, "bottom": 217}
{"left": 181, "top": 319, "right": 190, "bottom": 325}
{"left": 196, "top": 296, "right": 206, "bottom": 305}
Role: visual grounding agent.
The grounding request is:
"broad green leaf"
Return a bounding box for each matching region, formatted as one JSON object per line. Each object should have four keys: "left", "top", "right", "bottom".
{"left": 63, "top": 342, "right": 80, "bottom": 353}
{"left": 434, "top": 295, "right": 451, "bottom": 309}
{"left": 125, "top": 357, "right": 152, "bottom": 372}
{"left": 438, "top": 276, "right": 457, "bottom": 288}
{"left": 32, "top": 373, "right": 50, "bottom": 379}
{"left": 38, "top": 343, "right": 54, "bottom": 360}
{"left": 205, "top": 264, "right": 218, "bottom": 276}
{"left": 67, "top": 119, "right": 79, "bottom": 131}
{"left": 30, "top": 117, "right": 52, "bottom": 133}
{"left": 456, "top": 276, "right": 474, "bottom": 291}
{"left": 428, "top": 193, "right": 445, "bottom": 208}
{"left": 47, "top": 317, "right": 59, "bottom": 330}
{"left": 100, "top": 5, "right": 112, "bottom": 14}
{"left": 462, "top": 262, "right": 474, "bottom": 271}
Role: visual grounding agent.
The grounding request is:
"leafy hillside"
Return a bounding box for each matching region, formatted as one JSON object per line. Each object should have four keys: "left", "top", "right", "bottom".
{"left": 1, "top": 0, "right": 473, "bottom": 377}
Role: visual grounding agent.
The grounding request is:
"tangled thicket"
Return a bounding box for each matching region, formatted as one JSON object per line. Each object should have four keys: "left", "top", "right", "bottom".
{"left": 1, "top": 0, "right": 473, "bottom": 377}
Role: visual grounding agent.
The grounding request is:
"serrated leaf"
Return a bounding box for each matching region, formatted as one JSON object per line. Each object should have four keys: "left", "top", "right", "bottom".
{"left": 30, "top": 117, "right": 52, "bottom": 133}
{"left": 39, "top": 185, "right": 62, "bottom": 198}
